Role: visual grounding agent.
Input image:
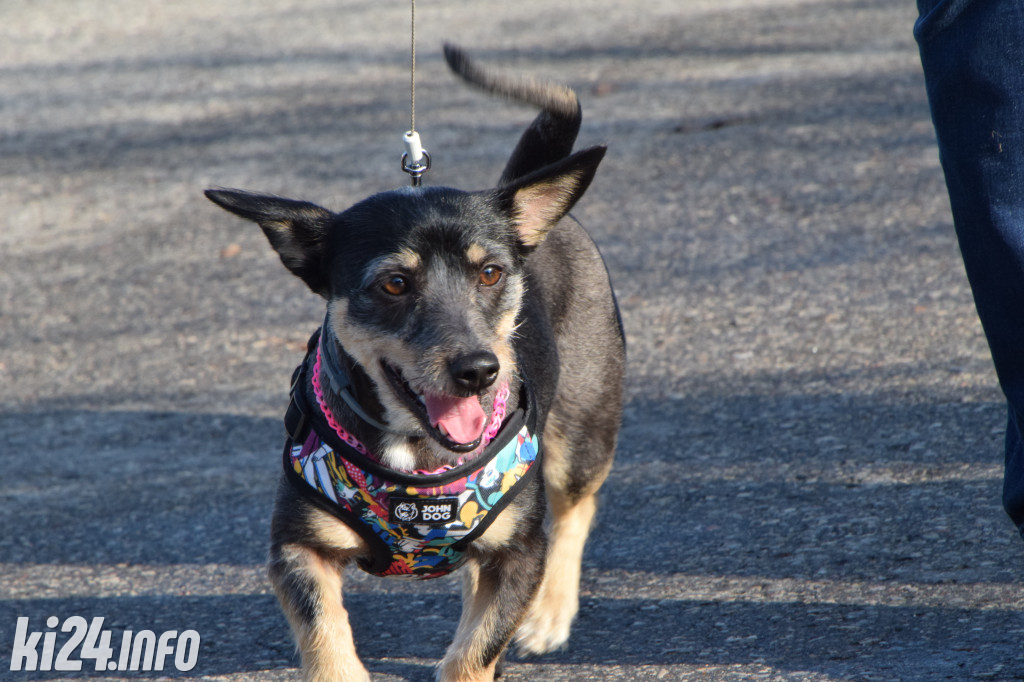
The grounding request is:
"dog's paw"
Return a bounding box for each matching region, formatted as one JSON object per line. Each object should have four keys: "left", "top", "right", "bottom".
{"left": 513, "top": 596, "right": 577, "bottom": 656}
{"left": 305, "top": 669, "right": 370, "bottom": 682}
{"left": 305, "top": 664, "right": 371, "bottom": 682}
{"left": 435, "top": 659, "right": 500, "bottom": 682}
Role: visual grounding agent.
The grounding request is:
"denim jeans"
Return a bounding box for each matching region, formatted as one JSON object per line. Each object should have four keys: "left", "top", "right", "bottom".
{"left": 915, "top": 0, "right": 1024, "bottom": 537}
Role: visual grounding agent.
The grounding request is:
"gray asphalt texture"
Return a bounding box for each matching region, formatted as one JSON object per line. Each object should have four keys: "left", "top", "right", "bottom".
{"left": 3, "top": 1, "right": 1024, "bottom": 680}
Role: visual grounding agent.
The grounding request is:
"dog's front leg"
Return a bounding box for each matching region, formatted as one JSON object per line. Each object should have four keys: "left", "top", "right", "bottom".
{"left": 268, "top": 541, "right": 369, "bottom": 682}
{"left": 437, "top": 536, "right": 546, "bottom": 682}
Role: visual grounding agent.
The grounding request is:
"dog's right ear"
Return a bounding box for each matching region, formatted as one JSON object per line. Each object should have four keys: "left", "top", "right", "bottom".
{"left": 205, "top": 189, "right": 333, "bottom": 296}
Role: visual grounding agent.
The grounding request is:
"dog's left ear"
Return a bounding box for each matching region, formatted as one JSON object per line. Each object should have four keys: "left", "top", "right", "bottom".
{"left": 494, "top": 145, "right": 606, "bottom": 249}
{"left": 205, "top": 188, "right": 333, "bottom": 296}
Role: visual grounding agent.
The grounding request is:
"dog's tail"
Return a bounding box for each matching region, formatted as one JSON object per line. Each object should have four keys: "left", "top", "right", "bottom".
{"left": 443, "top": 43, "right": 582, "bottom": 186}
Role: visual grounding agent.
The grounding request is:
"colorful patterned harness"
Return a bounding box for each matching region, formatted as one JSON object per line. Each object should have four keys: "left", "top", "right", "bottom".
{"left": 282, "top": 334, "right": 541, "bottom": 579}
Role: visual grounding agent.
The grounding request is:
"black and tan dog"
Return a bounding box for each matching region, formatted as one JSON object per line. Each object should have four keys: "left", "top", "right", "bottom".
{"left": 206, "top": 45, "right": 624, "bottom": 682}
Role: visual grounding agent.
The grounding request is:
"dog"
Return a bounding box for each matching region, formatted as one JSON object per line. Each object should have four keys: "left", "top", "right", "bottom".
{"left": 205, "top": 44, "right": 625, "bottom": 682}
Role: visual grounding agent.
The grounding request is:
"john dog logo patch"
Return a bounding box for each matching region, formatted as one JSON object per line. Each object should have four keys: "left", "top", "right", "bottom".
{"left": 389, "top": 497, "right": 459, "bottom": 525}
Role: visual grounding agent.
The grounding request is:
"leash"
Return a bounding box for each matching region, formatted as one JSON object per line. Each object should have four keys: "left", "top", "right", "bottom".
{"left": 401, "top": 0, "right": 431, "bottom": 186}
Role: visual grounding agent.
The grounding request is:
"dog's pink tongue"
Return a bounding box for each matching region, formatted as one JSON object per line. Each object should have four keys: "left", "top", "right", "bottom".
{"left": 424, "top": 393, "right": 486, "bottom": 444}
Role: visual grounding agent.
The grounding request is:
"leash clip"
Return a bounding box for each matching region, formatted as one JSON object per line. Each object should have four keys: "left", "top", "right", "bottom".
{"left": 401, "top": 130, "right": 431, "bottom": 186}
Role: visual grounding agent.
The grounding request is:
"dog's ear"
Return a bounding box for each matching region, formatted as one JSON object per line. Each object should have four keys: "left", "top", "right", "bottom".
{"left": 205, "top": 188, "right": 333, "bottom": 295}
{"left": 493, "top": 145, "right": 606, "bottom": 249}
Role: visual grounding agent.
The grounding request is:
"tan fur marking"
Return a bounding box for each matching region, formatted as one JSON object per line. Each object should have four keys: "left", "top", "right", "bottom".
{"left": 395, "top": 247, "right": 421, "bottom": 271}
{"left": 307, "top": 506, "right": 369, "bottom": 553}
{"left": 465, "top": 243, "right": 487, "bottom": 264}
{"left": 438, "top": 561, "right": 502, "bottom": 682}
{"left": 439, "top": 658, "right": 498, "bottom": 682}
{"left": 327, "top": 299, "right": 424, "bottom": 451}
{"left": 472, "top": 502, "right": 524, "bottom": 551}
{"left": 541, "top": 413, "right": 613, "bottom": 507}
{"left": 361, "top": 250, "right": 421, "bottom": 287}
{"left": 515, "top": 495, "right": 598, "bottom": 656}
{"left": 493, "top": 345, "right": 517, "bottom": 393}
{"left": 263, "top": 222, "right": 307, "bottom": 268}
{"left": 328, "top": 299, "right": 420, "bottom": 373}
{"left": 512, "top": 171, "right": 584, "bottom": 246}
{"left": 261, "top": 204, "right": 330, "bottom": 271}
{"left": 538, "top": 414, "right": 572, "bottom": 502}
{"left": 514, "top": 411, "right": 611, "bottom": 655}
{"left": 272, "top": 545, "right": 369, "bottom": 682}
{"left": 495, "top": 308, "right": 519, "bottom": 343}
{"left": 490, "top": 281, "right": 523, "bottom": 391}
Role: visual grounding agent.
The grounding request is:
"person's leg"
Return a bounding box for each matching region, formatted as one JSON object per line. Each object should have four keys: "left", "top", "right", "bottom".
{"left": 915, "top": 0, "right": 1024, "bottom": 536}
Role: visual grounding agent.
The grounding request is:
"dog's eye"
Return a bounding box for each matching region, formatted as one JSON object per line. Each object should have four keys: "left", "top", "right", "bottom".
{"left": 479, "top": 265, "right": 503, "bottom": 287}
{"left": 382, "top": 275, "right": 409, "bottom": 296}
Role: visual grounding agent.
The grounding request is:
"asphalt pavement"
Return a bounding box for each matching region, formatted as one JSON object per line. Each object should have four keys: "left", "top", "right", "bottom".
{"left": 3, "top": 0, "right": 1024, "bottom": 680}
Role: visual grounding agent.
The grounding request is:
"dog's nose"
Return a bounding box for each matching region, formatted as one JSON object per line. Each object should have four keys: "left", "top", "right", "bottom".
{"left": 450, "top": 351, "right": 500, "bottom": 392}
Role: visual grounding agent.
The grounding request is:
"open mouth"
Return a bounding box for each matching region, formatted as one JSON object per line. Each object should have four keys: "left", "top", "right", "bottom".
{"left": 381, "top": 362, "right": 486, "bottom": 453}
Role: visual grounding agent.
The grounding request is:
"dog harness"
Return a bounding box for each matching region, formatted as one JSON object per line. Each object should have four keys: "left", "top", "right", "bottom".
{"left": 282, "top": 331, "right": 541, "bottom": 579}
